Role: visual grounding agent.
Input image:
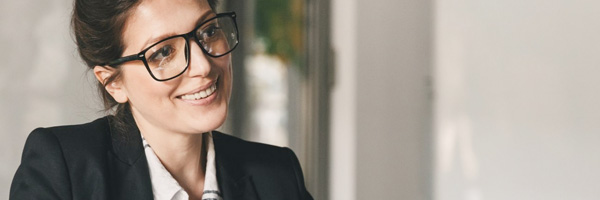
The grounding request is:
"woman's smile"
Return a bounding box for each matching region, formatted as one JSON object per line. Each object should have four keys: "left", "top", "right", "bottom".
{"left": 177, "top": 77, "right": 219, "bottom": 106}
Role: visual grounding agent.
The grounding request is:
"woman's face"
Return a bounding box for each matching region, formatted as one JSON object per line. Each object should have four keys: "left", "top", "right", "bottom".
{"left": 112, "top": 0, "right": 231, "bottom": 135}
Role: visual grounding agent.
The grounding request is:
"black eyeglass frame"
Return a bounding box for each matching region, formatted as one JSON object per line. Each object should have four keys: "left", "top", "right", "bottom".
{"left": 104, "top": 12, "right": 239, "bottom": 82}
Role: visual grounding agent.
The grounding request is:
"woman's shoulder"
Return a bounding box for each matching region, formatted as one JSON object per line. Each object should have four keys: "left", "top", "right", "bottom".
{"left": 30, "top": 117, "right": 111, "bottom": 145}
{"left": 40, "top": 116, "right": 110, "bottom": 133}
{"left": 11, "top": 117, "right": 113, "bottom": 199}
{"left": 23, "top": 117, "right": 112, "bottom": 159}
{"left": 211, "top": 131, "right": 313, "bottom": 199}
{"left": 211, "top": 131, "right": 302, "bottom": 176}
{"left": 212, "top": 131, "right": 294, "bottom": 162}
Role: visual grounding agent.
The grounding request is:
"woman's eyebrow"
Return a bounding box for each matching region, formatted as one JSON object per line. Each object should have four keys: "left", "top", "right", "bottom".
{"left": 194, "top": 11, "right": 217, "bottom": 27}
{"left": 140, "top": 32, "right": 178, "bottom": 51}
{"left": 139, "top": 11, "right": 216, "bottom": 51}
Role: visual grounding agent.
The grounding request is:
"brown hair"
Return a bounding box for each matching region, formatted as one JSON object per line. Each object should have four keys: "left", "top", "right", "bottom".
{"left": 71, "top": 0, "right": 218, "bottom": 128}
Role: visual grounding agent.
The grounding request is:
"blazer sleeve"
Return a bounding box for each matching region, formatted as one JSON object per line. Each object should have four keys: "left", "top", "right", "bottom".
{"left": 283, "top": 147, "right": 314, "bottom": 200}
{"left": 10, "top": 128, "right": 73, "bottom": 200}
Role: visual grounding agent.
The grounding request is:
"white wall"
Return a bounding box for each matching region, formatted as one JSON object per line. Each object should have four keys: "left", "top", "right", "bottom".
{"left": 355, "top": 0, "right": 433, "bottom": 199}
{"left": 330, "top": 0, "right": 433, "bottom": 199}
{"left": 331, "top": 0, "right": 600, "bottom": 199}
{"left": 329, "top": 0, "right": 358, "bottom": 199}
{"left": 434, "top": 0, "right": 600, "bottom": 200}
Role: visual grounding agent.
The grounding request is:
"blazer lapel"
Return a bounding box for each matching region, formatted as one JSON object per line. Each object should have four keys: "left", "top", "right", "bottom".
{"left": 213, "top": 132, "right": 260, "bottom": 200}
{"left": 105, "top": 117, "right": 259, "bottom": 200}
{"left": 107, "top": 114, "right": 154, "bottom": 200}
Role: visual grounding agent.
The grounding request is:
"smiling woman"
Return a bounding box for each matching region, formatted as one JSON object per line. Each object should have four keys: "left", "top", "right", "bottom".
{"left": 9, "top": 0, "right": 313, "bottom": 199}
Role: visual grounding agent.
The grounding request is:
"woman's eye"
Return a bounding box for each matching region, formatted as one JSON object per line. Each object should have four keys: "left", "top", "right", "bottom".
{"left": 149, "top": 45, "right": 175, "bottom": 62}
{"left": 201, "top": 24, "right": 221, "bottom": 39}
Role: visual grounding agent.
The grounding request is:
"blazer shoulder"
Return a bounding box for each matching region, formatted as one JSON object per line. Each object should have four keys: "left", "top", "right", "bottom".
{"left": 45, "top": 116, "right": 110, "bottom": 137}
{"left": 11, "top": 117, "right": 123, "bottom": 200}
{"left": 42, "top": 117, "right": 111, "bottom": 146}
{"left": 212, "top": 131, "right": 291, "bottom": 163}
{"left": 10, "top": 126, "right": 76, "bottom": 199}
{"left": 212, "top": 131, "right": 313, "bottom": 200}
{"left": 21, "top": 117, "right": 113, "bottom": 168}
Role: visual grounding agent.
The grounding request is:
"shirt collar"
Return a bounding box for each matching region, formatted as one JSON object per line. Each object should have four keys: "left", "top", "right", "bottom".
{"left": 142, "top": 132, "right": 222, "bottom": 200}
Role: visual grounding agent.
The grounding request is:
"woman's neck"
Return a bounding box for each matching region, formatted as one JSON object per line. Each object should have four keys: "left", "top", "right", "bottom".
{"left": 133, "top": 113, "right": 207, "bottom": 198}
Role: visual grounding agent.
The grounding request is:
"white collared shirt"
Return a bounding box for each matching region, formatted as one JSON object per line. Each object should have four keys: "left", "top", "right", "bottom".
{"left": 142, "top": 132, "right": 223, "bottom": 200}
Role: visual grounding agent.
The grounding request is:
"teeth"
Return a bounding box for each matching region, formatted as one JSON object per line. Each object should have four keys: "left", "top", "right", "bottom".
{"left": 180, "top": 83, "right": 217, "bottom": 100}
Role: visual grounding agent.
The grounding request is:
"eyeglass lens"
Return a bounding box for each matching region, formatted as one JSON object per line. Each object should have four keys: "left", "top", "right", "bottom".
{"left": 144, "top": 37, "right": 189, "bottom": 80}
{"left": 144, "top": 15, "right": 238, "bottom": 81}
{"left": 196, "top": 16, "right": 238, "bottom": 57}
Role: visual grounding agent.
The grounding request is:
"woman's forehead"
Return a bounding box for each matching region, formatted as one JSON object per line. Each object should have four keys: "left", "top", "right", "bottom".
{"left": 121, "top": 0, "right": 212, "bottom": 54}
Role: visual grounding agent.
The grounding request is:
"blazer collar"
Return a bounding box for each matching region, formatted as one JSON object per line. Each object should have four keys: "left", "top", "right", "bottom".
{"left": 107, "top": 115, "right": 259, "bottom": 200}
{"left": 106, "top": 114, "right": 153, "bottom": 200}
{"left": 213, "top": 132, "right": 260, "bottom": 200}
{"left": 108, "top": 114, "right": 145, "bottom": 165}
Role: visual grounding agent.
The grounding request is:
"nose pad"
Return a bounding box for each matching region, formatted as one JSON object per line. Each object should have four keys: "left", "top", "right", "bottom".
{"left": 185, "top": 39, "right": 211, "bottom": 78}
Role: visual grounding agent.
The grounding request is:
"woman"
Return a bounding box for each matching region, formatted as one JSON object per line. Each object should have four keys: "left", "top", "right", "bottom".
{"left": 10, "top": 0, "right": 313, "bottom": 199}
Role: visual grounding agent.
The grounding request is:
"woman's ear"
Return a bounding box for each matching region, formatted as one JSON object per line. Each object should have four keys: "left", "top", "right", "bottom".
{"left": 93, "top": 66, "right": 129, "bottom": 103}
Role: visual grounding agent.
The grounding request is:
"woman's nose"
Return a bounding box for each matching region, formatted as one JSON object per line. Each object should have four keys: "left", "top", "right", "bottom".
{"left": 185, "top": 40, "right": 211, "bottom": 78}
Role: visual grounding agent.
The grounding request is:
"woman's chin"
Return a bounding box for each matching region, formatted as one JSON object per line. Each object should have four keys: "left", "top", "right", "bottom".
{"left": 185, "top": 112, "right": 227, "bottom": 134}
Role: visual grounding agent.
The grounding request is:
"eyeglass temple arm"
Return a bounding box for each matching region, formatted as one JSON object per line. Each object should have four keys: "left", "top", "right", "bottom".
{"left": 106, "top": 54, "right": 142, "bottom": 67}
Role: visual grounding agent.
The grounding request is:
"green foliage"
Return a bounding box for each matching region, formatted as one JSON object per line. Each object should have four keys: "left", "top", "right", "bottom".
{"left": 255, "top": 0, "right": 304, "bottom": 64}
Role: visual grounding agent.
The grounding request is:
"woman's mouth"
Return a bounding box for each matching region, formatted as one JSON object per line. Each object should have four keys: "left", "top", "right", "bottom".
{"left": 178, "top": 81, "right": 217, "bottom": 100}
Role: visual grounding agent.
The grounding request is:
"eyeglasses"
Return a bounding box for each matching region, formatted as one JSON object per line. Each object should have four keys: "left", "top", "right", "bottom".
{"left": 105, "top": 12, "right": 239, "bottom": 81}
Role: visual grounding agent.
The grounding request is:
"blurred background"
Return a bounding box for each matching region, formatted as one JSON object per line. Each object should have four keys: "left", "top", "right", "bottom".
{"left": 1, "top": 0, "right": 599, "bottom": 199}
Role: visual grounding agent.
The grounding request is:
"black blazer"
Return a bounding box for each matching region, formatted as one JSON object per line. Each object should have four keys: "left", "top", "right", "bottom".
{"left": 10, "top": 116, "right": 313, "bottom": 200}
